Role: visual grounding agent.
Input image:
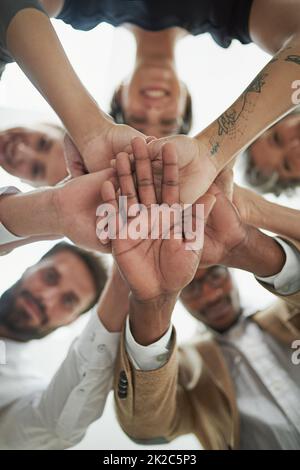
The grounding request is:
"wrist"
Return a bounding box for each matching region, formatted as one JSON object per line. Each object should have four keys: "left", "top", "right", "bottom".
{"left": 0, "top": 188, "right": 61, "bottom": 238}
{"left": 71, "top": 105, "right": 112, "bottom": 153}
{"left": 97, "top": 275, "right": 130, "bottom": 333}
{"left": 224, "top": 225, "right": 286, "bottom": 277}
{"left": 248, "top": 193, "right": 270, "bottom": 228}
{"left": 195, "top": 124, "right": 227, "bottom": 174}
{"left": 129, "top": 293, "right": 177, "bottom": 346}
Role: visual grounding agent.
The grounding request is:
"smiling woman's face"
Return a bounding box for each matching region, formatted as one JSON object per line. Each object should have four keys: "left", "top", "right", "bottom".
{"left": 249, "top": 113, "right": 300, "bottom": 183}
{"left": 0, "top": 124, "right": 68, "bottom": 186}
{"left": 118, "top": 64, "right": 189, "bottom": 138}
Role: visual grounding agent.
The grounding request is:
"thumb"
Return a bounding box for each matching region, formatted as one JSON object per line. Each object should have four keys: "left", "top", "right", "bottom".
{"left": 147, "top": 138, "right": 168, "bottom": 161}
{"left": 64, "top": 134, "right": 87, "bottom": 178}
{"left": 193, "top": 193, "right": 217, "bottom": 221}
{"left": 203, "top": 193, "right": 217, "bottom": 221}
{"left": 214, "top": 168, "right": 234, "bottom": 201}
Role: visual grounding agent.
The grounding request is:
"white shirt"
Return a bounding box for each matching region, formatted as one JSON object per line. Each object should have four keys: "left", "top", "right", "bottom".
{"left": 218, "top": 317, "right": 300, "bottom": 449}
{"left": 0, "top": 309, "right": 120, "bottom": 450}
{"left": 125, "top": 239, "right": 300, "bottom": 449}
{"left": 0, "top": 186, "right": 27, "bottom": 255}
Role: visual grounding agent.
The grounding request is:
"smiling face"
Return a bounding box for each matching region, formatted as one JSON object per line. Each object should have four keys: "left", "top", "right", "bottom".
{"left": 0, "top": 250, "right": 96, "bottom": 341}
{"left": 118, "top": 64, "right": 189, "bottom": 137}
{"left": 0, "top": 124, "right": 68, "bottom": 186}
{"left": 249, "top": 113, "right": 300, "bottom": 184}
{"left": 180, "top": 266, "right": 241, "bottom": 333}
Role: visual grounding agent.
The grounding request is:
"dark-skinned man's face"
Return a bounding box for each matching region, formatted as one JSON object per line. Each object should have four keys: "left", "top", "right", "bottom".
{"left": 0, "top": 251, "right": 96, "bottom": 341}
{"left": 180, "top": 266, "right": 241, "bottom": 333}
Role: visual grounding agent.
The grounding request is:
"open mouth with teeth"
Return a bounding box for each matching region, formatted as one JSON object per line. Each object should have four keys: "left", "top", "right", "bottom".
{"left": 0, "top": 135, "right": 23, "bottom": 168}
{"left": 141, "top": 88, "right": 170, "bottom": 99}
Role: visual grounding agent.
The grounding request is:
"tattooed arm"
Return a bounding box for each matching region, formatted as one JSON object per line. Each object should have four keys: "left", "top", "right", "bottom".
{"left": 147, "top": 1, "right": 300, "bottom": 203}
{"left": 197, "top": 34, "right": 300, "bottom": 173}
{"left": 197, "top": 0, "right": 300, "bottom": 171}
{"left": 148, "top": 38, "right": 300, "bottom": 203}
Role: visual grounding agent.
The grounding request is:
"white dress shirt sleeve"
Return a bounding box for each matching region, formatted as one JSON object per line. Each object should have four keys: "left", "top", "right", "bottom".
{"left": 0, "top": 308, "right": 120, "bottom": 450}
{"left": 256, "top": 237, "right": 300, "bottom": 295}
{"left": 125, "top": 316, "right": 172, "bottom": 371}
{"left": 0, "top": 187, "right": 26, "bottom": 254}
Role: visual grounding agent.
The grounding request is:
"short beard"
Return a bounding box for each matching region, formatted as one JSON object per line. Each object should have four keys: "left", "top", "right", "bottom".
{"left": 0, "top": 281, "right": 51, "bottom": 342}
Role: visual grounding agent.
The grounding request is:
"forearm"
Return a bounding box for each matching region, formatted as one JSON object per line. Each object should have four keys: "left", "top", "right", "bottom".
{"left": 0, "top": 309, "right": 119, "bottom": 450}
{"left": 0, "top": 188, "right": 61, "bottom": 238}
{"left": 197, "top": 33, "right": 300, "bottom": 173}
{"left": 97, "top": 270, "right": 130, "bottom": 333}
{"left": 129, "top": 294, "right": 177, "bottom": 346}
{"left": 224, "top": 225, "right": 286, "bottom": 277}
{"left": 6, "top": 9, "right": 108, "bottom": 152}
{"left": 239, "top": 188, "right": 300, "bottom": 240}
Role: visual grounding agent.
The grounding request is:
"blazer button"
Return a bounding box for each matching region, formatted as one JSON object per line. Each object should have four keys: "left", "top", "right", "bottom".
{"left": 118, "top": 390, "right": 127, "bottom": 399}
{"left": 119, "top": 370, "right": 128, "bottom": 385}
{"left": 118, "top": 370, "right": 128, "bottom": 399}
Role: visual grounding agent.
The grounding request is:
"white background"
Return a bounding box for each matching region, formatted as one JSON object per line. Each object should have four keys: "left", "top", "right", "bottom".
{"left": 0, "top": 19, "right": 299, "bottom": 450}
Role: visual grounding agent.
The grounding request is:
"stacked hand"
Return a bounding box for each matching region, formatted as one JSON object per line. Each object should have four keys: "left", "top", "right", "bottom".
{"left": 53, "top": 168, "right": 117, "bottom": 252}
{"left": 64, "top": 120, "right": 221, "bottom": 208}
{"left": 146, "top": 134, "right": 219, "bottom": 204}
{"left": 64, "top": 119, "right": 145, "bottom": 177}
{"left": 96, "top": 137, "right": 216, "bottom": 301}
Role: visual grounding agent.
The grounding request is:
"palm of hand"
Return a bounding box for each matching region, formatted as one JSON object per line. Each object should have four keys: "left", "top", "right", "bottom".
{"left": 112, "top": 206, "right": 201, "bottom": 301}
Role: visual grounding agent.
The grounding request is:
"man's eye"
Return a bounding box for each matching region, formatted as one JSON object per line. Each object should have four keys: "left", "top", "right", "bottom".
{"left": 273, "top": 131, "right": 282, "bottom": 146}
{"left": 38, "top": 136, "right": 51, "bottom": 151}
{"left": 62, "top": 294, "right": 76, "bottom": 308}
{"left": 44, "top": 268, "right": 58, "bottom": 285}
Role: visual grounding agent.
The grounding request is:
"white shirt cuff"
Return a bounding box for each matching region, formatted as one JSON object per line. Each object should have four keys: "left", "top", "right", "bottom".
{"left": 256, "top": 237, "right": 300, "bottom": 295}
{"left": 125, "top": 316, "right": 172, "bottom": 371}
{"left": 75, "top": 307, "right": 121, "bottom": 369}
{"left": 0, "top": 223, "right": 26, "bottom": 244}
{"left": 0, "top": 186, "right": 26, "bottom": 245}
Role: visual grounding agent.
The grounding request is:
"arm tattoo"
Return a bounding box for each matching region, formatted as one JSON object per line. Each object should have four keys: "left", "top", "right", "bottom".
{"left": 285, "top": 55, "right": 300, "bottom": 66}
{"left": 217, "top": 73, "right": 268, "bottom": 136}
{"left": 210, "top": 142, "right": 220, "bottom": 155}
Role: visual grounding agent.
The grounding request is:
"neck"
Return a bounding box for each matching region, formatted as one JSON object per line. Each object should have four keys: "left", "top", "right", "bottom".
{"left": 0, "top": 325, "right": 11, "bottom": 340}
{"left": 132, "top": 27, "right": 180, "bottom": 69}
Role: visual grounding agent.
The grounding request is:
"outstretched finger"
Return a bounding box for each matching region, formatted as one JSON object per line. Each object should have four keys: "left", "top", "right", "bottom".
{"left": 116, "top": 152, "right": 138, "bottom": 211}
{"left": 132, "top": 136, "right": 157, "bottom": 206}
{"left": 96, "top": 180, "right": 119, "bottom": 246}
{"left": 161, "top": 143, "right": 179, "bottom": 206}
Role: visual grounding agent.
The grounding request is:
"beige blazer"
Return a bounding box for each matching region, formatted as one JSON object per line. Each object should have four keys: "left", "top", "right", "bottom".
{"left": 114, "top": 239, "right": 300, "bottom": 450}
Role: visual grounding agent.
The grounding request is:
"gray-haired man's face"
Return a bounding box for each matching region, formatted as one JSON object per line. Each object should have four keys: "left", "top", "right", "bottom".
{"left": 249, "top": 113, "right": 300, "bottom": 183}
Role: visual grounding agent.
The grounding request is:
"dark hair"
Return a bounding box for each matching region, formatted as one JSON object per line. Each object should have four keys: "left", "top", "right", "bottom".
{"left": 41, "top": 242, "right": 107, "bottom": 314}
{"left": 109, "top": 84, "right": 193, "bottom": 135}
